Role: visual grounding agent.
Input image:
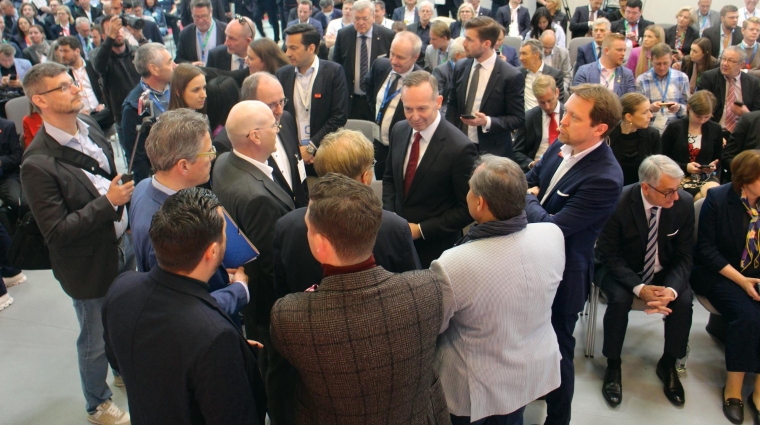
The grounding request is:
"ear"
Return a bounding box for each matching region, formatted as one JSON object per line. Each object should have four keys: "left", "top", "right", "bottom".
{"left": 360, "top": 169, "right": 373, "bottom": 185}
{"left": 31, "top": 94, "right": 46, "bottom": 112}
{"left": 593, "top": 123, "right": 609, "bottom": 138}
{"left": 176, "top": 158, "right": 190, "bottom": 174}
{"left": 204, "top": 241, "right": 219, "bottom": 261}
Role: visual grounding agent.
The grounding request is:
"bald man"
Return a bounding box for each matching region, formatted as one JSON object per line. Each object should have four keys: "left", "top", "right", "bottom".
{"left": 207, "top": 16, "right": 254, "bottom": 71}
{"left": 211, "top": 100, "right": 295, "bottom": 385}
{"left": 540, "top": 30, "right": 571, "bottom": 101}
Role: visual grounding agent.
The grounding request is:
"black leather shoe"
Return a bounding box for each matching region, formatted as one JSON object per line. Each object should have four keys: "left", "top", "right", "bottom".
{"left": 749, "top": 392, "right": 760, "bottom": 425}
{"left": 723, "top": 386, "right": 744, "bottom": 424}
{"left": 602, "top": 365, "right": 622, "bottom": 406}
{"left": 656, "top": 359, "right": 685, "bottom": 405}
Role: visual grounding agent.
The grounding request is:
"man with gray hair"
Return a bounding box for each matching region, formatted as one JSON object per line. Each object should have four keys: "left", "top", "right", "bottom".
{"left": 364, "top": 30, "right": 423, "bottom": 178}
{"left": 595, "top": 154, "right": 694, "bottom": 407}
{"left": 517, "top": 38, "right": 564, "bottom": 111}
{"left": 75, "top": 17, "right": 94, "bottom": 59}
{"left": 407, "top": 0, "right": 433, "bottom": 63}
{"left": 121, "top": 42, "right": 175, "bottom": 183}
{"left": 432, "top": 36, "right": 465, "bottom": 115}
{"left": 574, "top": 17, "right": 610, "bottom": 75}
{"left": 433, "top": 154, "right": 564, "bottom": 424}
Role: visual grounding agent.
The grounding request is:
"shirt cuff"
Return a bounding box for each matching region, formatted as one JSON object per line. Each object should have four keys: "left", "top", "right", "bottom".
{"left": 667, "top": 287, "right": 678, "bottom": 299}
{"left": 632, "top": 283, "right": 645, "bottom": 298}
{"left": 235, "top": 281, "right": 250, "bottom": 302}
{"left": 418, "top": 223, "right": 425, "bottom": 240}
{"left": 483, "top": 116, "right": 492, "bottom": 132}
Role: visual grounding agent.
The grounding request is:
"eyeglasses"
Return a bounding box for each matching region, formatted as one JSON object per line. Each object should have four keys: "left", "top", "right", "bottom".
{"left": 196, "top": 145, "right": 217, "bottom": 159}
{"left": 191, "top": 13, "right": 211, "bottom": 20}
{"left": 235, "top": 14, "right": 256, "bottom": 38}
{"left": 266, "top": 98, "right": 288, "bottom": 110}
{"left": 720, "top": 57, "right": 740, "bottom": 65}
{"left": 37, "top": 80, "right": 79, "bottom": 95}
{"left": 253, "top": 122, "right": 281, "bottom": 133}
{"left": 649, "top": 185, "right": 678, "bottom": 199}
{"left": 354, "top": 15, "right": 372, "bottom": 22}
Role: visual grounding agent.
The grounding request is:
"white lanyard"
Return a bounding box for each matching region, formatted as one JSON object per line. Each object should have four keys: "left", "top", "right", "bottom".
{"left": 294, "top": 67, "right": 317, "bottom": 112}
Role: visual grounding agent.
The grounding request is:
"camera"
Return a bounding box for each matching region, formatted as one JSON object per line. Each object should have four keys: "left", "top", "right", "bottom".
{"left": 120, "top": 13, "right": 145, "bottom": 30}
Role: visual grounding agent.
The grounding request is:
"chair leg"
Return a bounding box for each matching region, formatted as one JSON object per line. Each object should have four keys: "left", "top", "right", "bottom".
{"left": 589, "top": 285, "right": 599, "bottom": 358}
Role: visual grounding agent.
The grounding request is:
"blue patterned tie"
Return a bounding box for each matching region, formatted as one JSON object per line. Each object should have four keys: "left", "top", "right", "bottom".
{"left": 359, "top": 35, "right": 369, "bottom": 88}
{"left": 642, "top": 206, "right": 659, "bottom": 285}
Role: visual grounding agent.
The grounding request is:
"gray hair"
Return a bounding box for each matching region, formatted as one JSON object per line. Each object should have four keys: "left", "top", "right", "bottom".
{"left": 0, "top": 43, "right": 15, "bottom": 57}
{"left": 592, "top": 17, "right": 611, "bottom": 31}
{"left": 723, "top": 45, "right": 748, "bottom": 62}
{"left": 146, "top": 109, "right": 210, "bottom": 172}
{"left": 402, "top": 70, "right": 439, "bottom": 98}
{"left": 133, "top": 42, "right": 168, "bottom": 77}
{"left": 394, "top": 31, "right": 423, "bottom": 56}
{"left": 75, "top": 17, "right": 90, "bottom": 29}
{"left": 522, "top": 39, "right": 544, "bottom": 59}
{"left": 241, "top": 71, "right": 276, "bottom": 100}
{"left": 319, "top": 0, "right": 334, "bottom": 8}
{"left": 470, "top": 154, "right": 528, "bottom": 220}
{"left": 23, "top": 62, "right": 70, "bottom": 111}
{"left": 449, "top": 37, "right": 465, "bottom": 60}
{"left": 638, "top": 155, "right": 684, "bottom": 186}
{"left": 418, "top": 0, "right": 433, "bottom": 11}
{"left": 353, "top": 0, "right": 374, "bottom": 15}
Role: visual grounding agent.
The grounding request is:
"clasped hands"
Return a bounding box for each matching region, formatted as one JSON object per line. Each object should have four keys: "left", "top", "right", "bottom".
{"left": 639, "top": 285, "right": 676, "bottom": 315}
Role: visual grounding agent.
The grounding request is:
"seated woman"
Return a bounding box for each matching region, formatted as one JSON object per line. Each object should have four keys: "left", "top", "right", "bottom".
{"left": 542, "top": 0, "right": 568, "bottom": 36}
{"left": 692, "top": 149, "right": 760, "bottom": 425}
{"left": 449, "top": 3, "right": 475, "bottom": 39}
{"left": 521, "top": 7, "right": 566, "bottom": 48}
{"left": 50, "top": 5, "right": 77, "bottom": 40}
{"left": 608, "top": 92, "right": 662, "bottom": 185}
{"left": 665, "top": 6, "right": 699, "bottom": 59}
{"left": 22, "top": 25, "right": 50, "bottom": 65}
{"left": 673, "top": 37, "right": 719, "bottom": 94}
{"left": 12, "top": 17, "right": 32, "bottom": 50}
{"left": 143, "top": 0, "right": 168, "bottom": 36}
{"left": 626, "top": 24, "right": 665, "bottom": 79}
{"left": 661, "top": 90, "right": 722, "bottom": 201}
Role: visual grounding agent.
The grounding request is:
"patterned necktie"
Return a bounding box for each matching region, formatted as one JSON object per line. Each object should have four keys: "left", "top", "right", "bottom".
{"left": 741, "top": 193, "right": 760, "bottom": 271}
{"left": 597, "top": 46, "right": 602, "bottom": 58}
{"left": 238, "top": 58, "right": 245, "bottom": 70}
{"left": 359, "top": 35, "right": 369, "bottom": 87}
{"left": 404, "top": 132, "right": 421, "bottom": 196}
{"left": 548, "top": 112, "right": 558, "bottom": 144}
{"left": 642, "top": 206, "right": 659, "bottom": 285}
{"left": 462, "top": 63, "right": 481, "bottom": 132}
{"left": 725, "top": 76, "right": 738, "bottom": 132}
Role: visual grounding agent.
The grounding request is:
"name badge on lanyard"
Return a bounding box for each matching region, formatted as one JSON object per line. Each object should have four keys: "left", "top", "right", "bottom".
{"left": 652, "top": 69, "right": 672, "bottom": 132}
{"left": 295, "top": 69, "right": 317, "bottom": 143}
{"left": 197, "top": 21, "right": 214, "bottom": 64}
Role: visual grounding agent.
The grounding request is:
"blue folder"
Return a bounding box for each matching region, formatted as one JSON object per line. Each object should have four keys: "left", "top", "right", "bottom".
{"left": 222, "top": 207, "right": 259, "bottom": 268}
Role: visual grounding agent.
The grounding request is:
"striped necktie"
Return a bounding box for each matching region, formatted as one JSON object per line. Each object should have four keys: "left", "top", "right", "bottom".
{"left": 642, "top": 206, "right": 659, "bottom": 285}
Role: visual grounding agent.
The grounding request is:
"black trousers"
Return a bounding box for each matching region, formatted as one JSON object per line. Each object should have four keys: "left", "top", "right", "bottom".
{"left": 349, "top": 94, "right": 373, "bottom": 121}
{"left": 255, "top": 0, "right": 280, "bottom": 41}
{"left": 544, "top": 311, "right": 578, "bottom": 425}
{"left": 601, "top": 271, "right": 693, "bottom": 360}
{"left": 435, "top": 0, "right": 457, "bottom": 19}
{"left": 373, "top": 139, "right": 389, "bottom": 180}
{"left": 707, "top": 273, "right": 760, "bottom": 372}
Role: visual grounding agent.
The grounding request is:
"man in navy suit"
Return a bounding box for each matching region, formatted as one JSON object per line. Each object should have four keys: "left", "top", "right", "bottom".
{"left": 513, "top": 75, "right": 564, "bottom": 172}
{"left": 573, "top": 33, "right": 636, "bottom": 97}
{"left": 287, "top": 0, "right": 325, "bottom": 37}
{"left": 496, "top": 24, "right": 520, "bottom": 67}
{"left": 392, "top": 0, "right": 418, "bottom": 23}
{"left": 609, "top": 0, "right": 654, "bottom": 47}
{"left": 569, "top": 0, "right": 606, "bottom": 39}
{"left": 446, "top": 16, "right": 525, "bottom": 159}
{"left": 525, "top": 83, "right": 624, "bottom": 425}
{"left": 314, "top": 0, "right": 342, "bottom": 29}
{"left": 574, "top": 17, "right": 609, "bottom": 75}
{"left": 494, "top": 0, "right": 530, "bottom": 37}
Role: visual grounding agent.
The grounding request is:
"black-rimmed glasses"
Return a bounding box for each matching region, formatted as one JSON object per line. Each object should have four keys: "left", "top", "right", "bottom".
{"left": 38, "top": 80, "right": 79, "bottom": 96}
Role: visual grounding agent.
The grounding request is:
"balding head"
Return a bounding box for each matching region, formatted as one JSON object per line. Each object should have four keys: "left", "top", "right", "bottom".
{"left": 242, "top": 72, "right": 286, "bottom": 121}
{"left": 225, "top": 100, "right": 278, "bottom": 161}
{"left": 539, "top": 29, "right": 556, "bottom": 56}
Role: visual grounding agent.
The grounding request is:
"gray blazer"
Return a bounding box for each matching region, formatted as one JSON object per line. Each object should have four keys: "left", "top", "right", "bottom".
{"left": 692, "top": 10, "right": 720, "bottom": 36}
{"left": 432, "top": 222, "right": 564, "bottom": 420}
{"left": 544, "top": 46, "right": 572, "bottom": 102}
{"left": 424, "top": 41, "right": 451, "bottom": 72}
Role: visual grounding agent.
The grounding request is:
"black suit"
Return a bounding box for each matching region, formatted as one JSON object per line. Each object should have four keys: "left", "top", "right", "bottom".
{"left": 661, "top": 116, "right": 723, "bottom": 177}
{"left": 702, "top": 25, "right": 743, "bottom": 58}
{"left": 382, "top": 118, "right": 477, "bottom": 267}
{"left": 494, "top": 5, "right": 530, "bottom": 35}
{"left": 102, "top": 267, "right": 264, "bottom": 425}
{"left": 665, "top": 25, "right": 699, "bottom": 57}
{"left": 364, "top": 59, "right": 422, "bottom": 179}
{"left": 610, "top": 18, "right": 655, "bottom": 46}
{"left": 595, "top": 183, "right": 694, "bottom": 360}
{"left": 446, "top": 56, "right": 525, "bottom": 158}
{"left": 272, "top": 111, "right": 309, "bottom": 208}
{"left": 517, "top": 64, "right": 566, "bottom": 105}
{"left": 513, "top": 104, "right": 565, "bottom": 172}
{"left": 71, "top": 5, "right": 103, "bottom": 23}
{"left": 180, "top": 0, "right": 228, "bottom": 26}
{"left": 723, "top": 111, "right": 760, "bottom": 171}
{"left": 569, "top": 6, "right": 606, "bottom": 39}
{"left": 276, "top": 59, "right": 349, "bottom": 150}
{"left": 206, "top": 45, "right": 239, "bottom": 71}
{"left": 175, "top": 20, "right": 227, "bottom": 63}
{"left": 696, "top": 68, "right": 760, "bottom": 127}
{"left": 49, "top": 23, "right": 78, "bottom": 40}
{"left": 332, "top": 24, "right": 396, "bottom": 120}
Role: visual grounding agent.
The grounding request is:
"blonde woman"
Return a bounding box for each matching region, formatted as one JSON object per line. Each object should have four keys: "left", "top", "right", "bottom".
{"left": 626, "top": 24, "right": 665, "bottom": 78}
{"left": 51, "top": 5, "right": 76, "bottom": 39}
{"left": 449, "top": 3, "right": 475, "bottom": 39}
{"left": 666, "top": 7, "right": 699, "bottom": 58}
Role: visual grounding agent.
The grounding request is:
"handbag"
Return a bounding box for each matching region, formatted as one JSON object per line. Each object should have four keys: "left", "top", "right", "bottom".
{"left": 9, "top": 147, "right": 116, "bottom": 270}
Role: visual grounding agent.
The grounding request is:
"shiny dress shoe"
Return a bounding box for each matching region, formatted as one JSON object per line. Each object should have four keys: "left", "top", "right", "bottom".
{"left": 655, "top": 359, "right": 685, "bottom": 405}
{"left": 749, "top": 392, "right": 760, "bottom": 425}
{"left": 602, "top": 365, "right": 622, "bottom": 406}
{"left": 723, "top": 386, "right": 744, "bottom": 424}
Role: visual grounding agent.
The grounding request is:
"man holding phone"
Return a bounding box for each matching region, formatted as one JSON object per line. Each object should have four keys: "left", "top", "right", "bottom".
{"left": 635, "top": 43, "right": 690, "bottom": 133}
{"left": 0, "top": 44, "right": 30, "bottom": 95}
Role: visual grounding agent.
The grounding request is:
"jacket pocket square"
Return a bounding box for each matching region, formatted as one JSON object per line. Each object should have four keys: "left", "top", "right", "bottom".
{"left": 556, "top": 190, "right": 570, "bottom": 197}
{"left": 667, "top": 230, "right": 679, "bottom": 237}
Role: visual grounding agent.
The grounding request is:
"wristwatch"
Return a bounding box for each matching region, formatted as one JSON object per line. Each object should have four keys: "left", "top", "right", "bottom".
{"left": 305, "top": 142, "right": 317, "bottom": 156}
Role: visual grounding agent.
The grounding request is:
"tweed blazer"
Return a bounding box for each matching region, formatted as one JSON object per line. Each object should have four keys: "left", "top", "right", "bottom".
{"left": 270, "top": 266, "right": 450, "bottom": 424}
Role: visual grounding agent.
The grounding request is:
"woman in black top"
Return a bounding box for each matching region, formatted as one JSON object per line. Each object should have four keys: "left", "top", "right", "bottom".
{"left": 664, "top": 6, "right": 699, "bottom": 59}
{"left": 673, "top": 37, "right": 719, "bottom": 94}
{"left": 661, "top": 90, "right": 722, "bottom": 201}
{"left": 608, "top": 92, "right": 662, "bottom": 185}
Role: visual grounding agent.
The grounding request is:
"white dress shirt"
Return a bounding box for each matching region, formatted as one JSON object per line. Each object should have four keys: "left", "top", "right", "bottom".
{"left": 232, "top": 149, "right": 274, "bottom": 181}
{"left": 739, "top": 7, "right": 760, "bottom": 27}
{"left": 403, "top": 111, "right": 440, "bottom": 175}
{"left": 508, "top": 5, "right": 520, "bottom": 36}
{"left": 404, "top": 7, "right": 416, "bottom": 24}
{"left": 195, "top": 22, "right": 218, "bottom": 65}
{"left": 326, "top": 18, "right": 351, "bottom": 38}
{"left": 540, "top": 140, "right": 604, "bottom": 205}
{"left": 272, "top": 136, "right": 293, "bottom": 189}
{"left": 535, "top": 101, "right": 561, "bottom": 161}
{"left": 632, "top": 190, "right": 679, "bottom": 299}
{"left": 524, "top": 62, "right": 544, "bottom": 111}
{"left": 380, "top": 17, "right": 394, "bottom": 29}
{"left": 294, "top": 56, "right": 319, "bottom": 142}
{"left": 71, "top": 63, "right": 100, "bottom": 112}
{"left": 377, "top": 65, "right": 414, "bottom": 146}
{"left": 354, "top": 27, "right": 373, "bottom": 94}
{"left": 465, "top": 52, "right": 496, "bottom": 143}
{"left": 45, "top": 119, "right": 128, "bottom": 238}
{"left": 720, "top": 74, "right": 743, "bottom": 128}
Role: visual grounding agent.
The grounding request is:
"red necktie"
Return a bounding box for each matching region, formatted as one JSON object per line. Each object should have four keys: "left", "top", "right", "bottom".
{"left": 548, "top": 112, "right": 558, "bottom": 144}
{"left": 404, "top": 132, "right": 421, "bottom": 196}
{"left": 725, "top": 76, "right": 738, "bottom": 132}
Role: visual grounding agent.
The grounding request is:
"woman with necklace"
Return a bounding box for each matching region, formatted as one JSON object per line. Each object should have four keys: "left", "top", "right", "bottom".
{"left": 608, "top": 92, "right": 662, "bottom": 185}
{"left": 673, "top": 37, "right": 719, "bottom": 94}
{"left": 626, "top": 25, "right": 665, "bottom": 78}
{"left": 665, "top": 7, "right": 699, "bottom": 59}
{"left": 661, "top": 90, "right": 722, "bottom": 201}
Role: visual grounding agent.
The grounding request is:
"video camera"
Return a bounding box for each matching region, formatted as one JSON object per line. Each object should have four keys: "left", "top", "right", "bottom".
{"left": 120, "top": 13, "right": 145, "bottom": 30}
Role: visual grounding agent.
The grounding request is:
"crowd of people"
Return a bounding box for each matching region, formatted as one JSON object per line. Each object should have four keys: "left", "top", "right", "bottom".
{"left": 3, "top": 0, "right": 760, "bottom": 424}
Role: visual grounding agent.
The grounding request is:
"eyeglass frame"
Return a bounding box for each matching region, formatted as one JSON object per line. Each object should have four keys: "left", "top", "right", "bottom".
{"left": 265, "top": 97, "right": 288, "bottom": 111}
{"left": 196, "top": 145, "right": 217, "bottom": 159}
{"left": 235, "top": 14, "right": 256, "bottom": 39}
{"left": 37, "top": 80, "right": 80, "bottom": 96}
{"left": 647, "top": 184, "right": 679, "bottom": 199}
{"left": 253, "top": 122, "right": 282, "bottom": 133}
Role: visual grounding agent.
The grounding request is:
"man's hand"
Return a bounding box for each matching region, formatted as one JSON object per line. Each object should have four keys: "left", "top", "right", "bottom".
{"left": 639, "top": 285, "right": 676, "bottom": 315}
{"left": 527, "top": 186, "right": 540, "bottom": 196}
{"left": 125, "top": 25, "right": 144, "bottom": 42}
{"left": 299, "top": 145, "right": 314, "bottom": 164}
{"left": 730, "top": 103, "right": 750, "bottom": 117}
{"left": 626, "top": 32, "right": 637, "bottom": 42}
{"left": 227, "top": 267, "right": 248, "bottom": 287}
{"left": 108, "top": 15, "right": 123, "bottom": 39}
{"left": 95, "top": 104, "right": 106, "bottom": 112}
{"left": 106, "top": 174, "right": 134, "bottom": 206}
{"left": 668, "top": 102, "right": 681, "bottom": 114}
{"left": 246, "top": 340, "right": 264, "bottom": 348}
{"left": 671, "top": 61, "right": 682, "bottom": 71}
{"left": 460, "top": 111, "right": 487, "bottom": 127}
{"left": 408, "top": 222, "right": 422, "bottom": 240}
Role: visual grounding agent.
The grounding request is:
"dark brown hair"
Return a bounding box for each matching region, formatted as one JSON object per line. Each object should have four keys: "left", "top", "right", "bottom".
{"left": 169, "top": 63, "right": 207, "bottom": 113}
{"left": 463, "top": 16, "right": 500, "bottom": 47}
{"left": 569, "top": 84, "right": 623, "bottom": 138}
{"left": 731, "top": 150, "right": 760, "bottom": 193}
{"left": 249, "top": 38, "right": 289, "bottom": 74}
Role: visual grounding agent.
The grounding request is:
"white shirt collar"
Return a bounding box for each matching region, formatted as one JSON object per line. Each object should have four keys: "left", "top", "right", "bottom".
{"left": 232, "top": 149, "right": 274, "bottom": 180}
{"left": 44, "top": 118, "right": 90, "bottom": 146}
{"left": 544, "top": 101, "right": 561, "bottom": 118}
{"left": 559, "top": 139, "right": 604, "bottom": 162}
{"left": 528, "top": 62, "right": 544, "bottom": 75}
{"left": 296, "top": 56, "right": 319, "bottom": 77}
{"left": 416, "top": 111, "right": 441, "bottom": 142}
{"left": 151, "top": 176, "right": 176, "bottom": 195}
{"left": 476, "top": 49, "right": 498, "bottom": 70}
{"left": 640, "top": 188, "right": 663, "bottom": 217}
{"left": 357, "top": 27, "right": 373, "bottom": 38}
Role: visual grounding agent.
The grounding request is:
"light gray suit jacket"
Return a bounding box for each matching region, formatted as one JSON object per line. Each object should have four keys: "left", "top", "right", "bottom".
{"left": 432, "top": 222, "right": 565, "bottom": 421}
{"left": 692, "top": 10, "right": 720, "bottom": 36}
{"left": 545, "top": 46, "right": 572, "bottom": 102}
{"left": 424, "top": 41, "right": 451, "bottom": 72}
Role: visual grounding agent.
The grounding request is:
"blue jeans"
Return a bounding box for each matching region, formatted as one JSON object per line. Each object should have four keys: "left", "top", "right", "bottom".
{"left": 72, "top": 234, "right": 135, "bottom": 413}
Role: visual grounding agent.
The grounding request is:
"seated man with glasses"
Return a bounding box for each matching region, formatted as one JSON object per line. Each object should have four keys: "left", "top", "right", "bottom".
{"left": 594, "top": 155, "right": 695, "bottom": 408}
{"left": 128, "top": 108, "right": 250, "bottom": 325}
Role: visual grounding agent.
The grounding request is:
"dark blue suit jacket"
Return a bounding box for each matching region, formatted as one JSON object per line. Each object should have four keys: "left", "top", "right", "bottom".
{"left": 129, "top": 178, "right": 248, "bottom": 318}
{"left": 287, "top": 18, "right": 324, "bottom": 37}
{"left": 272, "top": 208, "right": 421, "bottom": 297}
{"left": 314, "top": 8, "right": 341, "bottom": 30}
{"left": 574, "top": 41, "right": 599, "bottom": 75}
{"left": 569, "top": 6, "right": 606, "bottom": 39}
{"left": 392, "top": 6, "right": 418, "bottom": 22}
{"left": 525, "top": 141, "right": 623, "bottom": 313}
{"left": 573, "top": 61, "right": 636, "bottom": 98}
{"left": 500, "top": 45, "right": 519, "bottom": 68}
{"left": 494, "top": 5, "right": 530, "bottom": 35}
{"left": 692, "top": 183, "right": 754, "bottom": 294}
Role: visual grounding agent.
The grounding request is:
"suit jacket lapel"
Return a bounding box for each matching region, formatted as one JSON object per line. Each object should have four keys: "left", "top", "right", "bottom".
{"left": 395, "top": 124, "right": 413, "bottom": 198}
{"left": 40, "top": 129, "right": 103, "bottom": 199}
{"left": 458, "top": 59, "right": 473, "bottom": 107}
{"left": 728, "top": 188, "right": 748, "bottom": 256}
{"left": 405, "top": 120, "right": 445, "bottom": 199}
{"left": 229, "top": 153, "right": 296, "bottom": 210}
{"left": 629, "top": 185, "right": 649, "bottom": 250}
{"left": 481, "top": 61, "right": 501, "bottom": 106}
{"left": 282, "top": 68, "right": 296, "bottom": 108}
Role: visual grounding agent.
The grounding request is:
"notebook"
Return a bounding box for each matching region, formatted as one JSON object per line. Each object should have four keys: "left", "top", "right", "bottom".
{"left": 222, "top": 207, "right": 259, "bottom": 268}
